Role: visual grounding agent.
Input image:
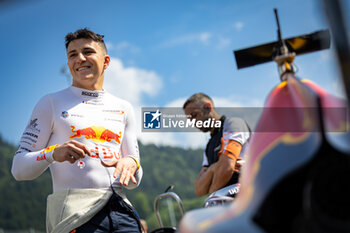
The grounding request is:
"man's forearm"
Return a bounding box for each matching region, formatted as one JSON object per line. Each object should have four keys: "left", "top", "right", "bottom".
{"left": 208, "top": 156, "right": 236, "bottom": 193}
{"left": 194, "top": 167, "right": 214, "bottom": 196}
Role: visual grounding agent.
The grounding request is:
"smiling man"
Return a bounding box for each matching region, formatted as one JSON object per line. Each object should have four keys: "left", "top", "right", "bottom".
{"left": 11, "top": 28, "right": 143, "bottom": 233}
{"left": 66, "top": 32, "right": 109, "bottom": 91}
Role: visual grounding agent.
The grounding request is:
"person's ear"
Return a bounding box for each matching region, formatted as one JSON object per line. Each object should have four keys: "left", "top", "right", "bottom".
{"left": 204, "top": 102, "right": 212, "bottom": 111}
{"left": 104, "top": 55, "right": 110, "bottom": 69}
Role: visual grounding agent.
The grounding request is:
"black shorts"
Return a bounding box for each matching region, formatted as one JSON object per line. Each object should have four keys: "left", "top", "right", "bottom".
{"left": 73, "top": 193, "right": 142, "bottom": 233}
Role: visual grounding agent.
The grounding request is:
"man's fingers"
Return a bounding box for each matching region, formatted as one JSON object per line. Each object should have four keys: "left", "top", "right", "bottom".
{"left": 84, "top": 146, "right": 92, "bottom": 157}
{"left": 123, "top": 175, "right": 132, "bottom": 186}
{"left": 66, "top": 149, "right": 85, "bottom": 163}
{"left": 100, "top": 157, "right": 138, "bottom": 185}
{"left": 69, "top": 140, "right": 91, "bottom": 157}
{"left": 113, "top": 165, "right": 122, "bottom": 178}
{"left": 130, "top": 175, "right": 137, "bottom": 184}
{"left": 70, "top": 146, "right": 86, "bottom": 159}
{"left": 66, "top": 154, "right": 77, "bottom": 163}
{"left": 119, "top": 169, "right": 128, "bottom": 185}
{"left": 119, "top": 169, "right": 136, "bottom": 186}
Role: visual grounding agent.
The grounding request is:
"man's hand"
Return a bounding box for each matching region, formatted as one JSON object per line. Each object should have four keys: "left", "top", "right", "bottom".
{"left": 234, "top": 157, "right": 244, "bottom": 173}
{"left": 52, "top": 140, "right": 91, "bottom": 163}
{"left": 101, "top": 157, "right": 137, "bottom": 186}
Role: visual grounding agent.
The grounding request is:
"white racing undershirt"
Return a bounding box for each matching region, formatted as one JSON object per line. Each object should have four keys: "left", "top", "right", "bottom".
{"left": 12, "top": 86, "right": 142, "bottom": 192}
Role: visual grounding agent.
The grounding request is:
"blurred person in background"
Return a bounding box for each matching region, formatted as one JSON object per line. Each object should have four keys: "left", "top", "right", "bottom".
{"left": 183, "top": 93, "right": 250, "bottom": 196}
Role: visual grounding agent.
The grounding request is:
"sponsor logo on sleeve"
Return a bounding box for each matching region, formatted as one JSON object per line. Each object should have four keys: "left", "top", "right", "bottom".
{"left": 24, "top": 132, "right": 38, "bottom": 139}
{"left": 22, "top": 136, "right": 37, "bottom": 143}
{"left": 20, "top": 147, "right": 32, "bottom": 152}
{"left": 38, "top": 144, "right": 59, "bottom": 161}
{"left": 20, "top": 140, "right": 32, "bottom": 146}
{"left": 36, "top": 154, "right": 46, "bottom": 161}
{"left": 26, "top": 118, "right": 41, "bottom": 133}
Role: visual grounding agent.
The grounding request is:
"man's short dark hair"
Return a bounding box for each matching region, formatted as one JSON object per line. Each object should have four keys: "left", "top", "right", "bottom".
{"left": 183, "top": 93, "right": 214, "bottom": 109}
{"left": 65, "top": 28, "right": 107, "bottom": 53}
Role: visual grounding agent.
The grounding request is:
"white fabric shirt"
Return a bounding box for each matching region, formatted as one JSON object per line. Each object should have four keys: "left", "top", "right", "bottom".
{"left": 12, "top": 86, "right": 142, "bottom": 192}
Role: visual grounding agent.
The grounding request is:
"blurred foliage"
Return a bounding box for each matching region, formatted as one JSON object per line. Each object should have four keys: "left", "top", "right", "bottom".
{"left": 0, "top": 137, "right": 206, "bottom": 231}
{"left": 0, "top": 137, "right": 51, "bottom": 231}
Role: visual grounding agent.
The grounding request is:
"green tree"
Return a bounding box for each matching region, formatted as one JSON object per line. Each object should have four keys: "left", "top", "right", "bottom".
{"left": 132, "top": 191, "right": 152, "bottom": 218}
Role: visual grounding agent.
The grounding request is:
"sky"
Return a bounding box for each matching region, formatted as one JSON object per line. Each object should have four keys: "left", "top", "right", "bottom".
{"left": 0, "top": 0, "right": 348, "bottom": 149}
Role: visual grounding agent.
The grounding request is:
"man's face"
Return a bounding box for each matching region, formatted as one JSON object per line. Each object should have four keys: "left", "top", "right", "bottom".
{"left": 67, "top": 39, "right": 110, "bottom": 90}
{"left": 184, "top": 102, "right": 211, "bottom": 132}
